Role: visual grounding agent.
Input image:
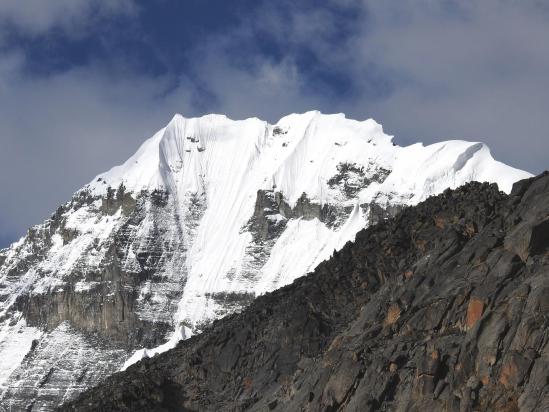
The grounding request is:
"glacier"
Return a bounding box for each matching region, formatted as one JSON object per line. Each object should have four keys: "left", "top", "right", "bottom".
{"left": 0, "top": 111, "right": 531, "bottom": 410}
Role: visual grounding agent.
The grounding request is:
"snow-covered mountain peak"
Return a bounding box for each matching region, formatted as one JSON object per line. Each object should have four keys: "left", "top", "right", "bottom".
{"left": 80, "top": 110, "right": 530, "bottom": 332}
{"left": 0, "top": 110, "right": 532, "bottom": 409}
{"left": 86, "top": 111, "right": 525, "bottom": 205}
{"left": 86, "top": 111, "right": 394, "bottom": 198}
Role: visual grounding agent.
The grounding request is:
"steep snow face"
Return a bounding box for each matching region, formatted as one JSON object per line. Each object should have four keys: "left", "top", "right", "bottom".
{"left": 0, "top": 111, "right": 532, "bottom": 409}
{"left": 89, "top": 112, "right": 524, "bottom": 201}
{"left": 87, "top": 111, "right": 529, "bottom": 330}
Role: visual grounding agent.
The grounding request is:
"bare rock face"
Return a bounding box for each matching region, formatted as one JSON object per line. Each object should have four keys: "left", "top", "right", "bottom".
{"left": 62, "top": 172, "right": 549, "bottom": 412}
{"left": 0, "top": 188, "right": 189, "bottom": 410}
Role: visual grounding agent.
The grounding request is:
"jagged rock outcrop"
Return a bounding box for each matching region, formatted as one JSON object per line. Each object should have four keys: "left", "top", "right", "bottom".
{"left": 62, "top": 172, "right": 549, "bottom": 412}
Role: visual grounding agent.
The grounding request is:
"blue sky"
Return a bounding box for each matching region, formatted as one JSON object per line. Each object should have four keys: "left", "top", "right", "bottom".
{"left": 1, "top": 0, "right": 549, "bottom": 248}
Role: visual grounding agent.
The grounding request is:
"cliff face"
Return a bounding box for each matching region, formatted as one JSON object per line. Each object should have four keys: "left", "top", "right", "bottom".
{"left": 62, "top": 172, "right": 549, "bottom": 412}
{"left": 0, "top": 189, "right": 185, "bottom": 409}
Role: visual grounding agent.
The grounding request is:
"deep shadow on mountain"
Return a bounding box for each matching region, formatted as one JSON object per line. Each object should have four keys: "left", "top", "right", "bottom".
{"left": 60, "top": 172, "right": 549, "bottom": 411}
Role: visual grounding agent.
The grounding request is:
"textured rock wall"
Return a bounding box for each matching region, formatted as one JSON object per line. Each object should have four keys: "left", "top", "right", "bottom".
{"left": 0, "top": 189, "right": 186, "bottom": 409}
{"left": 10, "top": 190, "right": 175, "bottom": 349}
{"left": 1, "top": 183, "right": 371, "bottom": 410}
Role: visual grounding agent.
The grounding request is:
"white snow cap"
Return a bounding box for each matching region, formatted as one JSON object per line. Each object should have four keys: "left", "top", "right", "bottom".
{"left": 84, "top": 109, "right": 531, "bottom": 333}
{"left": 86, "top": 110, "right": 529, "bottom": 198}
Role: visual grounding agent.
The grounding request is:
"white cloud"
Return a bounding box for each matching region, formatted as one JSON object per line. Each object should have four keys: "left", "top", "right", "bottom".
{"left": 0, "top": 54, "right": 193, "bottom": 241}
{"left": 187, "top": 44, "right": 317, "bottom": 121}
{"left": 1, "top": 0, "right": 549, "bottom": 245}
{"left": 195, "top": 0, "right": 549, "bottom": 176}
{"left": 337, "top": 0, "right": 549, "bottom": 173}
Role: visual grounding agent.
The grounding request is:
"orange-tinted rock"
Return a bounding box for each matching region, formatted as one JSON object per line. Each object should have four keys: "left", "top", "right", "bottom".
{"left": 434, "top": 216, "right": 446, "bottom": 229}
{"left": 385, "top": 304, "right": 401, "bottom": 325}
{"left": 499, "top": 362, "right": 518, "bottom": 388}
{"left": 499, "top": 352, "right": 531, "bottom": 389}
{"left": 464, "top": 222, "right": 477, "bottom": 237}
{"left": 242, "top": 376, "right": 253, "bottom": 392}
{"left": 415, "top": 239, "right": 427, "bottom": 252}
{"left": 466, "top": 297, "right": 485, "bottom": 329}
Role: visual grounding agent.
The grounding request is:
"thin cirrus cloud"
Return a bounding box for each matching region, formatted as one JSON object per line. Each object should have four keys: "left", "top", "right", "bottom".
{"left": 0, "top": 0, "right": 548, "bottom": 247}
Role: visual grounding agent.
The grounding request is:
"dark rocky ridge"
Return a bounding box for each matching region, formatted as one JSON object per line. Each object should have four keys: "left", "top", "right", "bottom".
{"left": 61, "top": 172, "right": 549, "bottom": 412}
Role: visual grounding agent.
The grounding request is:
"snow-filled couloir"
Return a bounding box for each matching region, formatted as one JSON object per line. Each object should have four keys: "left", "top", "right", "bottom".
{"left": 0, "top": 111, "right": 532, "bottom": 410}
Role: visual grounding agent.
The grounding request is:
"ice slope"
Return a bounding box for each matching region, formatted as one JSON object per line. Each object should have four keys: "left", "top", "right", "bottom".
{"left": 0, "top": 111, "right": 532, "bottom": 407}
{"left": 0, "top": 316, "right": 42, "bottom": 387}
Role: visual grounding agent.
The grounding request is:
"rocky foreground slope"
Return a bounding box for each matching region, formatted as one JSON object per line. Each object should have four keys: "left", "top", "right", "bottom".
{"left": 0, "top": 112, "right": 530, "bottom": 410}
{"left": 62, "top": 172, "right": 549, "bottom": 411}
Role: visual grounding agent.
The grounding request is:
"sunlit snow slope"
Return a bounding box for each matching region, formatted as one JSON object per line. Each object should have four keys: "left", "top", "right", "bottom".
{"left": 0, "top": 111, "right": 531, "bottom": 410}
{"left": 94, "top": 112, "right": 528, "bottom": 329}
{"left": 88, "top": 112, "right": 528, "bottom": 326}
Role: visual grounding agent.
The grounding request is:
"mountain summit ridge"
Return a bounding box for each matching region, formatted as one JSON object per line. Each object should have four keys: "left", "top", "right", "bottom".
{"left": 86, "top": 111, "right": 526, "bottom": 198}
{"left": 0, "top": 111, "right": 532, "bottom": 410}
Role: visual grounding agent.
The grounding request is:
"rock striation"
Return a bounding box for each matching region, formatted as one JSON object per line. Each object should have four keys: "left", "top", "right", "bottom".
{"left": 62, "top": 172, "right": 549, "bottom": 412}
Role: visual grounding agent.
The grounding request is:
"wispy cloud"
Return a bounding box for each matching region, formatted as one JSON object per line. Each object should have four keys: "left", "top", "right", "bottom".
{"left": 344, "top": 1, "right": 549, "bottom": 171}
